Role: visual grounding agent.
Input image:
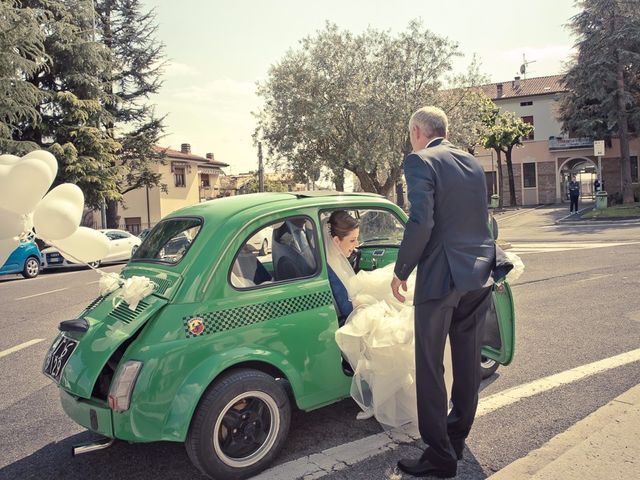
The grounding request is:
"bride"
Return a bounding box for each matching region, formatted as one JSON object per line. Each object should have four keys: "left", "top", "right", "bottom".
{"left": 324, "top": 210, "right": 453, "bottom": 428}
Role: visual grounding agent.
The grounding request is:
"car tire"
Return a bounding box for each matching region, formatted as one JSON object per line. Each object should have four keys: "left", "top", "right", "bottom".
{"left": 87, "top": 260, "right": 101, "bottom": 269}
{"left": 259, "top": 239, "right": 268, "bottom": 256}
{"left": 480, "top": 356, "right": 499, "bottom": 379}
{"left": 21, "top": 256, "right": 40, "bottom": 279}
{"left": 186, "top": 369, "right": 291, "bottom": 480}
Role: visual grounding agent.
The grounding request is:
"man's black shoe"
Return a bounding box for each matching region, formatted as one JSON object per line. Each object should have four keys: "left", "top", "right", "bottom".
{"left": 397, "top": 451, "right": 457, "bottom": 478}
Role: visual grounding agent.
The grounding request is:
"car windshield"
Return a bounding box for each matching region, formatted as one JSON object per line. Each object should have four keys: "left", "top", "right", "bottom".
{"left": 131, "top": 217, "right": 202, "bottom": 264}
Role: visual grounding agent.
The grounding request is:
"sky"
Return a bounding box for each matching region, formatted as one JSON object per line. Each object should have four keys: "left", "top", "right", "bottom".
{"left": 143, "top": 0, "right": 580, "bottom": 174}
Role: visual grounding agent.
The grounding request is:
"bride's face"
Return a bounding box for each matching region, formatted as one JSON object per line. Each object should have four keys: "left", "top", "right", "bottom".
{"left": 333, "top": 228, "right": 359, "bottom": 257}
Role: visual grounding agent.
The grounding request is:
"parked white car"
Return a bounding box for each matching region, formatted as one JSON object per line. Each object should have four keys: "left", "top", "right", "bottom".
{"left": 246, "top": 225, "right": 273, "bottom": 256}
{"left": 40, "top": 229, "right": 142, "bottom": 270}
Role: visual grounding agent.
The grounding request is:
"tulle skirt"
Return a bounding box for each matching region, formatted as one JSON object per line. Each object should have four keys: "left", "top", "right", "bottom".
{"left": 335, "top": 264, "right": 453, "bottom": 428}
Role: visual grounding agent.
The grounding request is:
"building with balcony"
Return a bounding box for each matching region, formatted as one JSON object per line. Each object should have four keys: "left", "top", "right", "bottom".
{"left": 474, "top": 75, "right": 640, "bottom": 206}
{"left": 116, "top": 143, "right": 229, "bottom": 232}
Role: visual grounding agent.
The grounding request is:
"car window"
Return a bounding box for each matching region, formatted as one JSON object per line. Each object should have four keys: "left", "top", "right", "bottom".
{"left": 319, "top": 208, "right": 404, "bottom": 247}
{"left": 230, "top": 216, "right": 319, "bottom": 289}
{"left": 357, "top": 209, "right": 404, "bottom": 246}
{"left": 131, "top": 218, "right": 202, "bottom": 264}
{"left": 106, "top": 231, "right": 129, "bottom": 240}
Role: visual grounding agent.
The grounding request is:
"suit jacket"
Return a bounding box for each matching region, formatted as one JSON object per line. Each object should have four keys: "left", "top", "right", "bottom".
{"left": 394, "top": 139, "right": 495, "bottom": 304}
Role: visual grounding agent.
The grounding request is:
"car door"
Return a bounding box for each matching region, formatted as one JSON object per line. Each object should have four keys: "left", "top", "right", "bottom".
{"left": 329, "top": 207, "right": 515, "bottom": 367}
{"left": 101, "top": 231, "right": 121, "bottom": 261}
{"left": 218, "top": 214, "right": 352, "bottom": 410}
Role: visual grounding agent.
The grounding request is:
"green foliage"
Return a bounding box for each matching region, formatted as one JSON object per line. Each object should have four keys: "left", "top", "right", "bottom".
{"left": 560, "top": 0, "right": 640, "bottom": 203}
{"left": 482, "top": 110, "right": 534, "bottom": 207}
{"left": 95, "top": 0, "right": 166, "bottom": 225}
{"left": 256, "top": 21, "right": 487, "bottom": 195}
{"left": 240, "top": 176, "right": 291, "bottom": 194}
{"left": 0, "top": 0, "right": 47, "bottom": 153}
{"left": 3, "top": 0, "right": 165, "bottom": 214}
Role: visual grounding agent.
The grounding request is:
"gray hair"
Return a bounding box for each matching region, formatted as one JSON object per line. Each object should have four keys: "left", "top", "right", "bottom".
{"left": 409, "top": 106, "right": 448, "bottom": 138}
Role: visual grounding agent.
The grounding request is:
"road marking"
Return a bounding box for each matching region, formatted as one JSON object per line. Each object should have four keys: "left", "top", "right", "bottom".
{"left": 495, "top": 205, "right": 546, "bottom": 222}
{"left": 254, "top": 348, "right": 640, "bottom": 480}
{"left": 15, "top": 288, "right": 67, "bottom": 300}
{"left": 576, "top": 273, "right": 614, "bottom": 283}
{"left": 509, "top": 241, "right": 640, "bottom": 255}
{"left": 0, "top": 339, "right": 45, "bottom": 359}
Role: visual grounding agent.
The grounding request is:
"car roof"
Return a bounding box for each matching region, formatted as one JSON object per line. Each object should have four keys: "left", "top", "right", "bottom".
{"left": 165, "top": 191, "right": 396, "bottom": 227}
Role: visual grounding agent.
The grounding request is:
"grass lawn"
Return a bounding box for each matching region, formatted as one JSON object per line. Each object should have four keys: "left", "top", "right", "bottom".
{"left": 582, "top": 202, "right": 640, "bottom": 219}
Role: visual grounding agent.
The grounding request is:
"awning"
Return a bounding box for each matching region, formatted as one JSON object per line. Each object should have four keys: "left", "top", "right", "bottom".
{"left": 198, "top": 167, "right": 221, "bottom": 175}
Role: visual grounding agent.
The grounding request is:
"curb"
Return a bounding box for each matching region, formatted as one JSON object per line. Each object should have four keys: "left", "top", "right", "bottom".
{"left": 487, "top": 384, "right": 640, "bottom": 480}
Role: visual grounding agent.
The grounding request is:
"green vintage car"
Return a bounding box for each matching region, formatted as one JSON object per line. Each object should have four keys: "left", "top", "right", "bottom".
{"left": 43, "top": 192, "right": 515, "bottom": 479}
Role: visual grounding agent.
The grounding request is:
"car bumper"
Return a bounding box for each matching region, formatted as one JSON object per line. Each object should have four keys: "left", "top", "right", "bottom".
{"left": 60, "top": 389, "right": 114, "bottom": 438}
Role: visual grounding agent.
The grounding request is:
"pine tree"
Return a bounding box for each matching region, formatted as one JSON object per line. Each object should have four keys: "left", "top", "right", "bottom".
{"left": 0, "top": 0, "right": 46, "bottom": 153}
{"left": 13, "top": 0, "right": 120, "bottom": 209}
{"left": 95, "top": 0, "right": 166, "bottom": 228}
{"left": 560, "top": 0, "right": 640, "bottom": 204}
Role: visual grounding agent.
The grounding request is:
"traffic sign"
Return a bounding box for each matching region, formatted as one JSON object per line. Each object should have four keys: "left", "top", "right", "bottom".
{"left": 594, "top": 140, "right": 605, "bottom": 157}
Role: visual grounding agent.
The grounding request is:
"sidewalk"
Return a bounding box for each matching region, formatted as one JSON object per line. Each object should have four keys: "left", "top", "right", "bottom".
{"left": 488, "top": 383, "right": 640, "bottom": 480}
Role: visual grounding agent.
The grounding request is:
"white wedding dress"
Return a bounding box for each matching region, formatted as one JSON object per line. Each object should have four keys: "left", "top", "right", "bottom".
{"left": 324, "top": 224, "right": 453, "bottom": 429}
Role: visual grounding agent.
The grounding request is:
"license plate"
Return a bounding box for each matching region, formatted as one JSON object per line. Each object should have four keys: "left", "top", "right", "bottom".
{"left": 43, "top": 336, "right": 78, "bottom": 382}
{"left": 49, "top": 258, "right": 62, "bottom": 264}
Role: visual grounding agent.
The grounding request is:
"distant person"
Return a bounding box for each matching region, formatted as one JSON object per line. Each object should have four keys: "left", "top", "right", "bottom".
{"left": 568, "top": 176, "right": 580, "bottom": 214}
{"left": 594, "top": 178, "right": 601, "bottom": 193}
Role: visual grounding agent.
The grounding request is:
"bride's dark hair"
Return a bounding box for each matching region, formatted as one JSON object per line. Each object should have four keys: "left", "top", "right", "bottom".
{"left": 328, "top": 210, "right": 359, "bottom": 239}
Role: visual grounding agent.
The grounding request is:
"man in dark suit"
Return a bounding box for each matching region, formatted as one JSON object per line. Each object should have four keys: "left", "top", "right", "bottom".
{"left": 391, "top": 106, "right": 495, "bottom": 478}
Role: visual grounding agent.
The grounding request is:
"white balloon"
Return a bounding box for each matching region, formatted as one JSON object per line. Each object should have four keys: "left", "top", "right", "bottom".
{"left": 0, "top": 154, "right": 20, "bottom": 165}
{"left": 0, "top": 207, "right": 24, "bottom": 239}
{"left": 22, "top": 150, "right": 58, "bottom": 182}
{"left": 51, "top": 227, "right": 109, "bottom": 263}
{"left": 33, "top": 184, "right": 84, "bottom": 241}
{"left": 0, "top": 236, "right": 20, "bottom": 268}
{"left": 0, "top": 157, "right": 55, "bottom": 214}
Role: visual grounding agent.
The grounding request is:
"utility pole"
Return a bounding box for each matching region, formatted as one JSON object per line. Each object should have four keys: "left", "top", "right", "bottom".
{"left": 91, "top": 0, "right": 107, "bottom": 228}
{"left": 258, "top": 142, "right": 264, "bottom": 192}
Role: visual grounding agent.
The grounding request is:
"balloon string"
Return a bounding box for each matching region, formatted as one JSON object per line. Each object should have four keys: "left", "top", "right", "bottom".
{"left": 45, "top": 241, "right": 121, "bottom": 284}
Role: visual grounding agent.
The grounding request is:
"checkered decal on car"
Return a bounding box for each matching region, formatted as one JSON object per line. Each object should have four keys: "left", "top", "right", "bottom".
{"left": 183, "top": 290, "right": 333, "bottom": 338}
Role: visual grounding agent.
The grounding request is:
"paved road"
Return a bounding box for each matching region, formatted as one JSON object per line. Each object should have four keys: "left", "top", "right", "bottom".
{"left": 1, "top": 207, "right": 639, "bottom": 480}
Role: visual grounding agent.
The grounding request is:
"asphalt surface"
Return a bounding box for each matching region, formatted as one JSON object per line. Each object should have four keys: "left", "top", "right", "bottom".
{"left": 1, "top": 206, "right": 639, "bottom": 480}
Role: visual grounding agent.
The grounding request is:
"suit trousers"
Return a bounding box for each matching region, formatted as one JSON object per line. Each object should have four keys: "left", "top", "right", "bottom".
{"left": 414, "top": 285, "right": 492, "bottom": 463}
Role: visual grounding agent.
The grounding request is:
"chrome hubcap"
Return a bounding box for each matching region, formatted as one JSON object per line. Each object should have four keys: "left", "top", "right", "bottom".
{"left": 481, "top": 356, "right": 496, "bottom": 369}
{"left": 26, "top": 259, "right": 39, "bottom": 276}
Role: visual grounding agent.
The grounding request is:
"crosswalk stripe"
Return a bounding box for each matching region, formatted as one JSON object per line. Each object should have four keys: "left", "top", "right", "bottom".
{"left": 509, "top": 241, "right": 640, "bottom": 255}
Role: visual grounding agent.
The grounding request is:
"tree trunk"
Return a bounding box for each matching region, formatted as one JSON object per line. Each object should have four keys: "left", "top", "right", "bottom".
{"left": 495, "top": 149, "right": 504, "bottom": 209}
{"left": 351, "top": 168, "right": 379, "bottom": 194}
{"left": 106, "top": 199, "right": 119, "bottom": 229}
{"left": 616, "top": 54, "right": 634, "bottom": 203}
{"left": 332, "top": 167, "right": 344, "bottom": 191}
{"left": 505, "top": 147, "right": 517, "bottom": 207}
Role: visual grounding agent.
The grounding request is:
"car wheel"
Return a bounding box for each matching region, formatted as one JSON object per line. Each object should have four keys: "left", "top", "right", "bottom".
{"left": 22, "top": 256, "right": 40, "bottom": 279}
{"left": 259, "top": 239, "right": 268, "bottom": 256}
{"left": 186, "top": 369, "right": 291, "bottom": 480}
{"left": 87, "top": 260, "right": 101, "bottom": 269}
{"left": 480, "top": 356, "right": 499, "bottom": 379}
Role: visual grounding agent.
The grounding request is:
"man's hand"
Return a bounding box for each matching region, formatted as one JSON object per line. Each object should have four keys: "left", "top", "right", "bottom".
{"left": 391, "top": 275, "right": 408, "bottom": 303}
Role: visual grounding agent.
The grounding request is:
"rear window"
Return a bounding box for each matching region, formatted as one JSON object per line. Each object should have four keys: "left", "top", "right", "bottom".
{"left": 132, "top": 217, "right": 202, "bottom": 264}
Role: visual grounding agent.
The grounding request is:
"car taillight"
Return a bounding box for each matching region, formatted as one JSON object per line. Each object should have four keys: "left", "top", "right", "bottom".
{"left": 108, "top": 360, "right": 143, "bottom": 412}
